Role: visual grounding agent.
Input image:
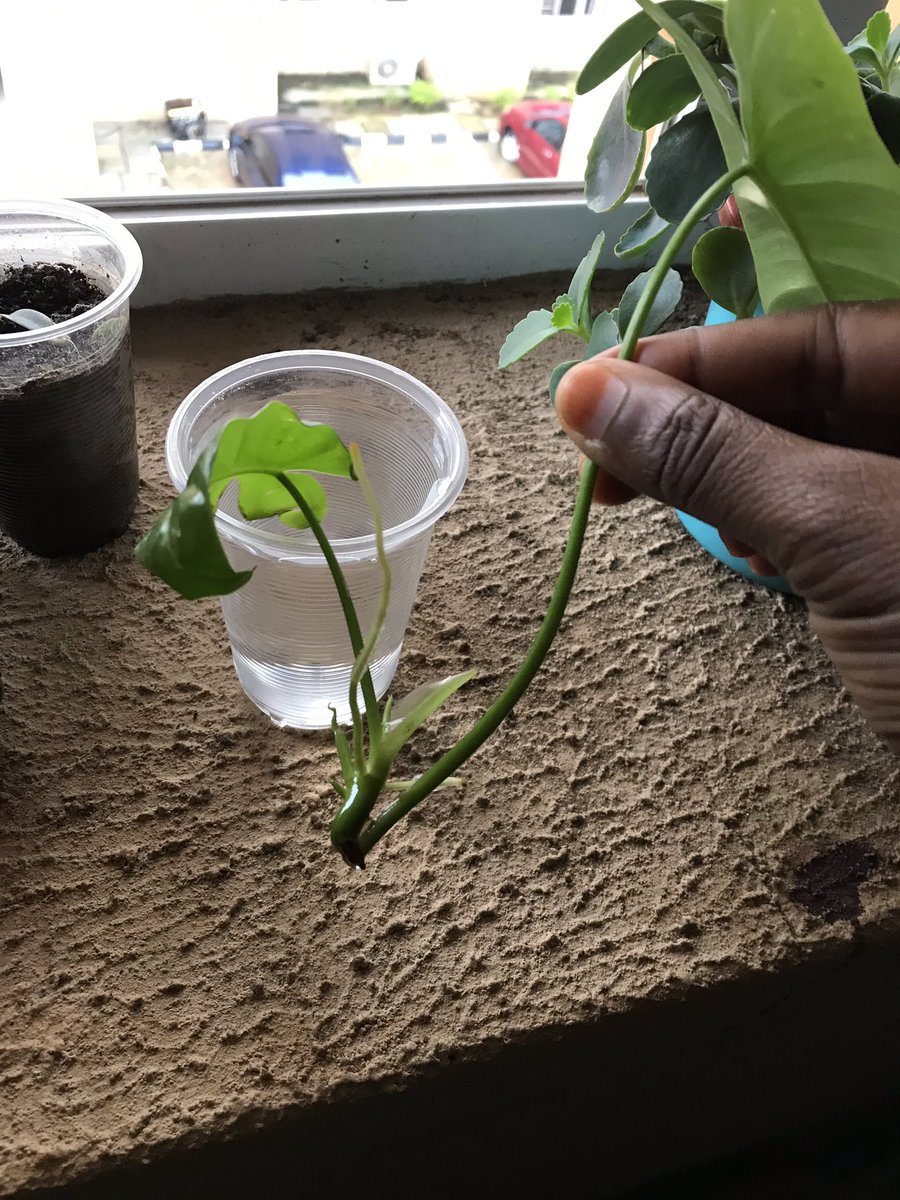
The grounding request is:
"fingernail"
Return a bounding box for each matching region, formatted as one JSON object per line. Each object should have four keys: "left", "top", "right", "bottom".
{"left": 557, "top": 364, "right": 629, "bottom": 453}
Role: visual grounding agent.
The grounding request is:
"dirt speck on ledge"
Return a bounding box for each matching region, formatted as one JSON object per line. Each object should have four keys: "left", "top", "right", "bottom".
{"left": 1, "top": 273, "right": 899, "bottom": 1196}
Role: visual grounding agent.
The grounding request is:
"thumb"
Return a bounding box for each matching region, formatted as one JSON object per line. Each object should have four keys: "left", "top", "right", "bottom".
{"left": 554, "top": 356, "right": 866, "bottom": 590}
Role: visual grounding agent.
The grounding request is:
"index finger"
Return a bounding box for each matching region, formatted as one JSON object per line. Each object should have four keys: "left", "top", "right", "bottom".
{"left": 613, "top": 301, "right": 900, "bottom": 421}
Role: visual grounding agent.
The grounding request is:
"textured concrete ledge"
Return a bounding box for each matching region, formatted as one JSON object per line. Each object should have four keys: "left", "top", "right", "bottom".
{"left": 2, "top": 276, "right": 899, "bottom": 1198}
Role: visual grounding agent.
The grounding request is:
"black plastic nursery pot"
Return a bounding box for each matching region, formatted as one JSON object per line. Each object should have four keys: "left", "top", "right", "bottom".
{"left": 0, "top": 200, "right": 142, "bottom": 557}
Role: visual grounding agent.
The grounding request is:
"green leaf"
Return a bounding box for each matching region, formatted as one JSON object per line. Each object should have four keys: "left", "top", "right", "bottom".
{"left": 626, "top": 55, "right": 702, "bottom": 130}
{"left": 726, "top": 0, "right": 900, "bottom": 312}
{"left": 645, "top": 34, "right": 677, "bottom": 59}
{"left": 887, "top": 25, "right": 900, "bottom": 65}
{"left": 691, "top": 226, "right": 759, "bottom": 318}
{"left": 135, "top": 446, "right": 253, "bottom": 601}
{"left": 276, "top": 477, "right": 329, "bottom": 528}
{"left": 577, "top": 1, "right": 724, "bottom": 94}
{"left": 551, "top": 294, "right": 576, "bottom": 330}
{"left": 549, "top": 360, "right": 580, "bottom": 406}
{"left": 567, "top": 232, "right": 606, "bottom": 329}
{"left": 851, "top": 44, "right": 886, "bottom": 76}
{"left": 867, "top": 10, "right": 892, "bottom": 56}
{"left": 633, "top": 0, "right": 744, "bottom": 166}
{"left": 381, "top": 671, "right": 475, "bottom": 761}
{"left": 645, "top": 105, "right": 729, "bottom": 222}
{"left": 616, "top": 267, "right": 683, "bottom": 337}
{"left": 585, "top": 311, "right": 621, "bottom": 357}
{"left": 615, "top": 205, "right": 672, "bottom": 259}
{"left": 867, "top": 88, "right": 900, "bottom": 161}
{"left": 215, "top": 470, "right": 328, "bottom": 528}
{"left": 585, "top": 74, "right": 646, "bottom": 212}
{"left": 211, "top": 401, "right": 352, "bottom": 493}
{"left": 330, "top": 707, "right": 354, "bottom": 782}
{"left": 498, "top": 308, "right": 557, "bottom": 368}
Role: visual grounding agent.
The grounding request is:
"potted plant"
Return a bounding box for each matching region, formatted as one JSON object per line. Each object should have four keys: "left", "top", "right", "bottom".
{"left": 504, "top": 0, "right": 900, "bottom": 591}
{"left": 0, "top": 200, "right": 142, "bottom": 557}
{"left": 138, "top": 0, "right": 900, "bottom": 867}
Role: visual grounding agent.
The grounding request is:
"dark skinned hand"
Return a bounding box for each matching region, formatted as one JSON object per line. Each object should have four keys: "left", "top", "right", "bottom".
{"left": 555, "top": 302, "right": 900, "bottom": 753}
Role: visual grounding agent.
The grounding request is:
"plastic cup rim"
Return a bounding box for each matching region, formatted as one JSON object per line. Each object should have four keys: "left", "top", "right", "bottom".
{"left": 165, "top": 349, "right": 469, "bottom": 565}
{"left": 0, "top": 198, "right": 143, "bottom": 346}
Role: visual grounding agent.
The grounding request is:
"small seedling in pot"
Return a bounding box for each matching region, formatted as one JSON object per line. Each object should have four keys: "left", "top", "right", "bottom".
{"left": 137, "top": 0, "right": 900, "bottom": 867}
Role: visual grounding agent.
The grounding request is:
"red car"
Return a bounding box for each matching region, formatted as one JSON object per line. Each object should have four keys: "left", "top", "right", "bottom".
{"left": 498, "top": 99, "right": 571, "bottom": 178}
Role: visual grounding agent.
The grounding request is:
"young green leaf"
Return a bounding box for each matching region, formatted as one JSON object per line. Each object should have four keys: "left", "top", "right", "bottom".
{"left": 381, "top": 671, "right": 476, "bottom": 762}
{"left": 135, "top": 446, "right": 253, "bottom": 601}
{"left": 577, "top": 1, "right": 723, "bottom": 95}
{"left": 216, "top": 471, "right": 328, "bottom": 528}
{"left": 211, "top": 401, "right": 352, "bottom": 493}
{"left": 626, "top": 55, "right": 701, "bottom": 130}
{"left": 549, "top": 360, "right": 580, "bottom": 406}
{"left": 616, "top": 267, "right": 683, "bottom": 337}
{"left": 567, "top": 232, "right": 606, "bottom": 329}
{"left": 727, "top": 0, "right": 900, "bottom": 312}
{"left": 498, "top": 308, "right": 557, "bottom": 368}
{"left": 330, "top": 707, "right": 355, "bottom": 783}
{"left": 645, "top": 105, "right": 729, "bottom": 221}
{"left": 633, "top": 0, "right": 745, "bottom": 166}
{"left": 887, "top": 25, "right": 900, "bottom": 66}
{"left": 551, "top": 294, "right": 577, "bottom": 330}
{"left": 691, "top": 226, "right": 759, "bottom": 318}
{"left": 851, "top": 43, "right": 887, "bottom": 78}
{"left": 867, "top": 10, "right": 892, "bottom": 56}
{"left": 615, "top": 205, "right": 671, "bottom": 259}
{"left": 585, "top": 311, "right": 620, "bottom": 358}
{"left": 585, "top": 74, "right": 646, "bottom": 212}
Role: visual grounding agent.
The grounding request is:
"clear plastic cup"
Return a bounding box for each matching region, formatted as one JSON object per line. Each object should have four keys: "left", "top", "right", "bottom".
{"left": 166, "top": 351, "right": 469, "bottom": 730}
{"left": 0, "top": 199, "right": 142, "bottom": 556}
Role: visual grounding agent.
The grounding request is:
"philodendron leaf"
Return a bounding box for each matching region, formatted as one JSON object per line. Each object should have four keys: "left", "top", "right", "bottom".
{"left": 867, "top": 88, "right": 900, "bottom": 161}
{"left": 634, "top": 0, "right": 744, "bottom": 166}
{"left": 499, "top": 308, "right": 557, "bottom": 367}
{"left": 577, "top": 1, "right": 724, "bottom": 94}
{"left": 551, "top": 294, "right": 576, "bottom": 330}
{"left": 615, "top": 205, "right": 671, "bottom": 259}
{"left": 726, "top": 0, "right": 900, "bottom": 311}
{"left": 567, "top": 232, "right": 606, "bottom": 328}
{"left": 616, "top": 268, "right": 683, "bottom": 337}
{"left": 692, "top": 226, "right": 759, "bottom": 317}
{"left": 626, "top": 55, "right": 701, "bottom": 130}
{"left": 585, "top": 74, "right": 646, "bottom": 212}
{"left": 585, "top": 311, "right": 620, "bottom": 357}
{"left": 549, "top": 360, "right": 580, "bottom": 406}
{"left": 135, "top": 446, "right": 253, "bottom": 601}
{"left": 381, "top": 671, "right": 475, "bottom": 761}
{"left": 645, "top": 105, "right": 729, "bottom": 221}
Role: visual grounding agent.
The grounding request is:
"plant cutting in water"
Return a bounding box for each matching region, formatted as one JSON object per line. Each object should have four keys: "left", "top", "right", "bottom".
{"left": 138, "top": 0, "right": 900, "bottom": 867}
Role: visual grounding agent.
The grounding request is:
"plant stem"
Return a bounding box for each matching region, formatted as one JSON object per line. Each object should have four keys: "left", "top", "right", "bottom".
{"left": 619, "top": 162, "right": 750, "bottom": 360}
{"left": 274, "top": 472, "right": 380, "bottom": 732}
{"left": 357, "top": 458, "right": 597, "bottom": 856}
{"left": 352, "top": 163, "right": 752, "bottom": 862}
{"left": 347, "top": 445, "right": 390, "bottom": 753}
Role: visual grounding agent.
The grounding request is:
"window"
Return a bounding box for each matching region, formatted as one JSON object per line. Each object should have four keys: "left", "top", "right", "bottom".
{"left": 0, "top": 0, "right": 646, "bottom": 304}
{"left": 533, "top": 118, "right": 567, "bottom": 152}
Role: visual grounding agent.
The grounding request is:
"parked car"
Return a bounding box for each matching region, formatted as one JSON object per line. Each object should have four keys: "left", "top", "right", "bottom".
{"left": 228, "top": 117, "right": 358, "bottom": 188}
{"left": 498, "top": 99, "right": 571, "bottom": 178}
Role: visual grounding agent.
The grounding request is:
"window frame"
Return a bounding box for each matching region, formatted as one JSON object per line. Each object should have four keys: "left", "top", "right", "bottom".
{"left": 93, "top": 184, "right": 690, "bottom": 307}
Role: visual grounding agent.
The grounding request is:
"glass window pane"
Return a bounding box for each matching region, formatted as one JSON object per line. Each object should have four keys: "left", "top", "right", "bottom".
{"left": 0, "top": 0, "right": 637, "bottom": 199}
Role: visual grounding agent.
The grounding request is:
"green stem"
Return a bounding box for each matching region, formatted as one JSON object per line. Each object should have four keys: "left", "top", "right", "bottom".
{"left": 274, "top": 473, "right": 380, "bottom": 734}
{"left": 352, "top": 162, "right": 752, "bottom": 861}
{"left": 357, "top": 459, "right": 597, "bottom": 856}
{"left": 619, "top": 162, "right": 750, "bottom": 360}
{"left": 347, "top": 445, "right": 390, "bottom": 754}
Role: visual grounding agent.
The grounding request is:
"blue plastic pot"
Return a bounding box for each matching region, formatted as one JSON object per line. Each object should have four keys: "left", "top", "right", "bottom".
{"left": 674, "top": 300, "right": 793, "bottom": 594}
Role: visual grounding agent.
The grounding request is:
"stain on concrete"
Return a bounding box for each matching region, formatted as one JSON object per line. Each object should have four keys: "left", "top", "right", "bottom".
{"left": 789, "top": 841, "right": 880, "bottom": 924}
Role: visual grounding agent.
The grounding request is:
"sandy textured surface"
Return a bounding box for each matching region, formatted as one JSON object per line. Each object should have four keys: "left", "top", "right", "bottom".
{"left": 2, "top": 275, "right": 899, "bottom": 1197}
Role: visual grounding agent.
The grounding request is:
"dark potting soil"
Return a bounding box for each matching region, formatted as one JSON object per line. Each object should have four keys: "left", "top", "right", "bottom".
{"left": 0, "top": 262, "right": 107, "bottom": 325}
{"left": 0, "top": 264, "right": 138, "bottom": 557}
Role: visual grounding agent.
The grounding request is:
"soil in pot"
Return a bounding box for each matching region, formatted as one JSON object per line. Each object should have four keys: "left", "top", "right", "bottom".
{"left": 0, "top": 263, "right": 139, "bottom": 557}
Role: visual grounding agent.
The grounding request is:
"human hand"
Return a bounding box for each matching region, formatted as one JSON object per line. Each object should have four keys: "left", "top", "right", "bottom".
{"left": 555, "top": 303, "right": 900, "bottom": 751}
